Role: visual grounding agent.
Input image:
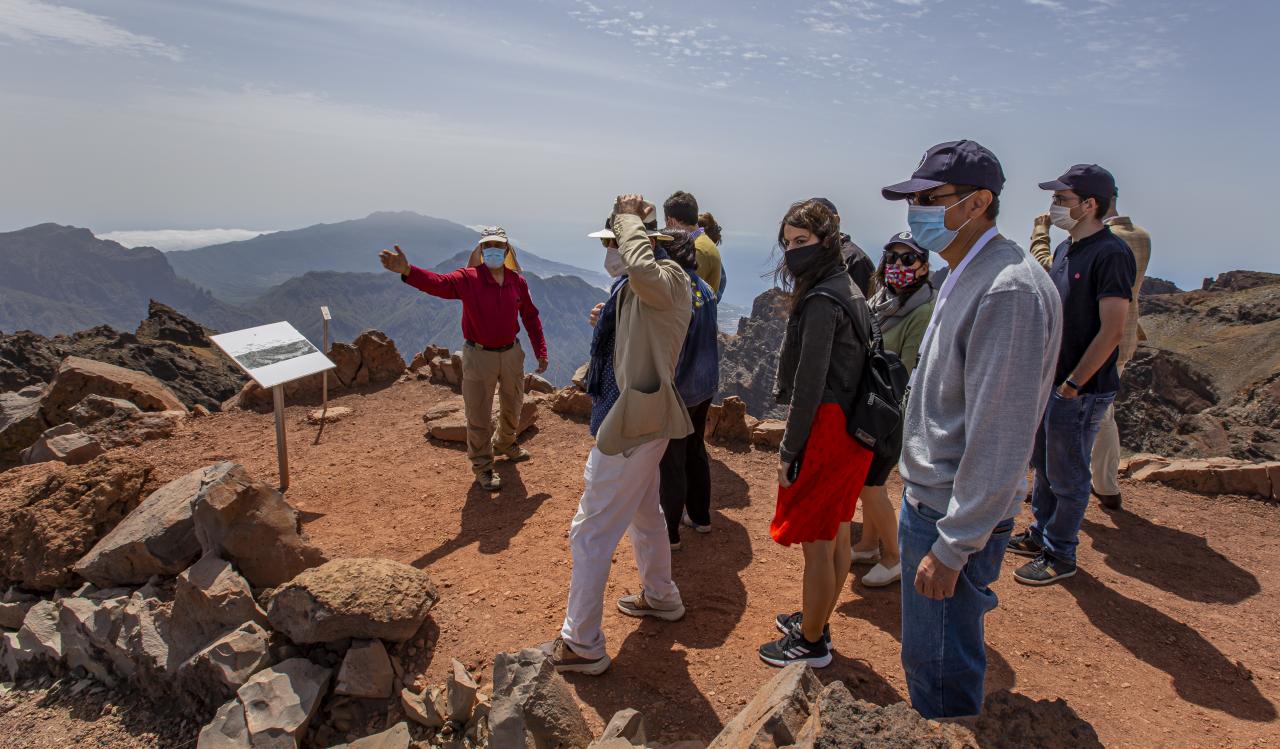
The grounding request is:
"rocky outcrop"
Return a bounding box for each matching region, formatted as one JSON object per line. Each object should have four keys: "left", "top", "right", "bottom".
{"left": 1141, "top": 276, "right": 1182, "bottom": 296}
{"left": 707, "top": 396, "right": 753, "bottom": 446}
{"left": 265, "top": 558, "right": 438, "bottom": 644}
{"left": 792, "top": 680, "right": 977, "bottom": 748}
{"left": 0, "top": 455, "right": 150, "bottom": 591}
{"left": 708, "top": 662, "right": 822, "bottom": 748}
{"left": 236, "top": 658, "right": 333, "bottom": 747}
{"left": 226, "top": 330, "right": 409, "bottom": 411}
{"left": 424, "top": 394, "right": 539, "bottom": 443}
{"left": 1202, "top": 270, "right": 1280, "bottom": 293}
{"left": 0, "top": 385, "right": 45, "bottom": 464}
{"left": 551, "top": 386, "right": 593, "bottom": 420}
{"left": 40, "top": 356, "right": 187, "bottom": 425}
{"left": 1120, "top": 454, "right": 1279, "bottom": 500}
{"left": 717, "top": 288, "right": 789, "bottom": 420}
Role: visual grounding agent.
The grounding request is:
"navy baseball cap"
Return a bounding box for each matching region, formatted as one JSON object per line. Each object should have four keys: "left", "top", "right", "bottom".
{"left": 882, "top": 140, "right": 1006, "bottom": 201}
{"left": 883, "top": 231, "right": 927, "bottom": 256}
{"left": 1038, "top": 164, "right": 1117, "bottom": 198}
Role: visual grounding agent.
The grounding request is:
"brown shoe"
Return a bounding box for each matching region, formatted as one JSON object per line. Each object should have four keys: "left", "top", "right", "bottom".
{"left": 617, "top": 593, "right": 685, "bottom": 621}
{"left": 497, "top": 445, "right": 531, "bottom": 462}
{"left": 1092, "top": 489, "right": 1122, "bottom": 511}
{"left": 538, "top": 637, "right": 611, "bottom": 675}
{"left": 476, "top": 470, "right": 502, "bottom": 491}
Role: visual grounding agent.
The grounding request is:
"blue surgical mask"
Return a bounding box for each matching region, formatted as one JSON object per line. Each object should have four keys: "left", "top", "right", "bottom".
{"left": 906, "top": 192, "right": 975, "bottom": 254}
{"left": 481, "top": 247, "right": 506, "bottom": 268}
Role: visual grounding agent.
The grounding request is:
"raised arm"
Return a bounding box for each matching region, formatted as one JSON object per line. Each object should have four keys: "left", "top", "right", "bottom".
{"left": 380, "top": 244, "right": 465, "bottom": 299}
{"left": 611, "top": 212, "right": 686, "bottom": 311}
{"left": 1029, "top": 214, "right": 1053, "bottom": 271}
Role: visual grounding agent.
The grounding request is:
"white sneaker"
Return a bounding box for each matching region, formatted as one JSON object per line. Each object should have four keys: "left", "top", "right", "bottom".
{"left": 850, "top": 548, "right": 880, "bottom": 565}
{"left": 861, "top": 562, "right": 901, "bottom": 588}
{"left": 681, "top": 511, "right": 711, "bottom": 534}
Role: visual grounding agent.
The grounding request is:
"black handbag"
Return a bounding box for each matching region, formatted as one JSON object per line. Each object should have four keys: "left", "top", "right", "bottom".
{"left": 801, "top": 287, "right": 910, "bottom": 485}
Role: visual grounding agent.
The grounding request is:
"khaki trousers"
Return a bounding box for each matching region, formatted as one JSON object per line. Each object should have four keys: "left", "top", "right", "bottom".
{"left": 461, "top": 342, "right": 525, "bottom": 475}
{"left": 1090, "top": 361, "right": 1127, "bottom": 496}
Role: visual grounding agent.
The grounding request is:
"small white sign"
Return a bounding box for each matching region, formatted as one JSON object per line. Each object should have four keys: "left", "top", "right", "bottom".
{"left": 320, "top": 306, "right": 331, "bottom": 321}
{"left": 211, "top": 321, "right": 334, "bottom": 389}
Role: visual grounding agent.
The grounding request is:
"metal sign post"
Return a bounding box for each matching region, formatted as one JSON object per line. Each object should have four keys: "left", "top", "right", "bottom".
{"left": 320, "top": 306, "right": 332, "bottom": 420}
{"left": 273, "top": 384, "right": 289, "bottom": 491}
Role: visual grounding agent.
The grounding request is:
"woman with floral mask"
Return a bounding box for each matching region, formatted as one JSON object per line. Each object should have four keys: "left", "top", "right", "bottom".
{"left": 850, "top": 232, "right": 937, "bottom": 588}
{"left": 379, "top": 225, "right": 548, "bottom": 492}
{"left": 762, "top": 199, "right": 874, "bottom": 668}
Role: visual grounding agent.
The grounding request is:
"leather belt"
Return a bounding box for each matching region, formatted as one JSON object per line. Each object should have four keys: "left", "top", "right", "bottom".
{"left": 465, "top": 340, "right": 515, "bottom": 353}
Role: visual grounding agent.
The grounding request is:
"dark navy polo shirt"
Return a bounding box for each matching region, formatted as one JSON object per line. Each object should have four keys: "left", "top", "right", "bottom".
{"left": 1048, "top": 226, "right": 1136, "bottom": 394}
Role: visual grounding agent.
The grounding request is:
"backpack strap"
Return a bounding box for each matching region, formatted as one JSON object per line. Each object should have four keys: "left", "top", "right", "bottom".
{"left": 801, "top": 286, "right": 881, "bottom": 353}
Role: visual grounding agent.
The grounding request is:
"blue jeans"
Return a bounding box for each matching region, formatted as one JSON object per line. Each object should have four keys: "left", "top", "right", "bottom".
{"left": 1029, "top": 390, "right": 1116, "bottom": 565}
{"left": 899, "top": 496, "right": 1013, "bottom": 719}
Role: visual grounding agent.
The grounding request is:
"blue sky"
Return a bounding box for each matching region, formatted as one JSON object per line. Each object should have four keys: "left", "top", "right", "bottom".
{"left": 1, "top": 0, "right": 1276, "bottom": 305}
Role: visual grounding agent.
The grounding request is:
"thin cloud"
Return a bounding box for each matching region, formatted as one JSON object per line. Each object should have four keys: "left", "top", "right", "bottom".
{"left": 98, "top": 228, "right": 276, "bottom": 251}
{"left": 0, "top": 0, "right": 182, "bottom": 59}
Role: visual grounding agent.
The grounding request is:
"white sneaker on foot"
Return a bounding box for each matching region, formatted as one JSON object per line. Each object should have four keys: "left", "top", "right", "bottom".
{"left": 861, "top": 561, "right": 901, "bottom": 587}
{"left": 681, "top": 511, "right": 711, "bottom": 534}
{"left": 850, "top": 548, "right": 880, "bottom": 565}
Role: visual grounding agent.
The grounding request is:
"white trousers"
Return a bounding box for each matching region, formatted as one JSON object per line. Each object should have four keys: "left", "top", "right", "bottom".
{"left": 560, "top": 439, "right": 681, "bottom": 659}
{"left": 1090, "top": 402, "right": 1121, "bottom": 496}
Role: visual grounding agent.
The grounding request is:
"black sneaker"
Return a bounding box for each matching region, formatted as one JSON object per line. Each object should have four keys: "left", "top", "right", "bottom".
{"left": 774, "top": 611, "right": 833, "bottom": 651}
{"left": 759, "top": 628, "right": 831, "bottom": 668}
{"left": 1013, "top": 554, "right": 1077, "bottom": 586}
{"left": 1006, "top": 531, "right": 1043, "bottom": 558}
{"left": 1092, "top": 489, "right": 1122, "bottom": 511}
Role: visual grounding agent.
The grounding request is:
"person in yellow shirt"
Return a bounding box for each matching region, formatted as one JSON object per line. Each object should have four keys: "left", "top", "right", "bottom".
{"left": 663, "top": 191, "right": 722, "bottom": 293}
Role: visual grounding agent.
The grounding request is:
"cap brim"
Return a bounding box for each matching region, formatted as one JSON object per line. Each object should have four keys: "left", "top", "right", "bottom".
{"left": 1038, "top": 179, "right": 1071, "bottom": 191}
{"left": 881, "top": 178, "right": 946, "bottom": 201}
{"left": 476, "top": 238, "right": 509, "bottom": 248}
{"left": 587, "top": 229, "right": 615, "bottom": 239}
{"left": 647, "top": 231, "right": 674, "bottom": 241}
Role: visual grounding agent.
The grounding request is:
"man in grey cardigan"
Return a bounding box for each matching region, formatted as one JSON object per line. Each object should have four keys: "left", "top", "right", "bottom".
{"left": 882, "top": 140, "right": 1062, "bottom": 719}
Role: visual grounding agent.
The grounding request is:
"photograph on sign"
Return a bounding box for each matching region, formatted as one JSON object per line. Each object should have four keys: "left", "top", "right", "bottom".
{"left": 211, "top": 321, "right": 335, "bottom": 389}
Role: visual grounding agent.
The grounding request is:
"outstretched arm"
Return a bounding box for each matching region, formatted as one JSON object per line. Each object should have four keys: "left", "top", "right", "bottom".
{"left": 380, "top": 244, "right": 464, "bottom": 300}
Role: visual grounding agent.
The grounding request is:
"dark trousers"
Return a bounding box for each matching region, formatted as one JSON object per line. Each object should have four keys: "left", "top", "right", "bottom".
{"left": 659, "top": 399, "right": 712, "bottom": 543}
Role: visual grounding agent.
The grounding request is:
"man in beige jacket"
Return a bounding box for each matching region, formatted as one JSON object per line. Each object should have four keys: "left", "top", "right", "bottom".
{"left": 1031, "top": 203, "right": 1151, "bottom": 509}
{"left": 542, "top": 194, "right": 693, "bottom": 675}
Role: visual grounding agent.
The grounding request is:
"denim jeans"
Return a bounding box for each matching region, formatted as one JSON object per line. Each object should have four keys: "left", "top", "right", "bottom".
{"left": 1029, "top": 390, "right": 1116, "bottom": 565}
{"left": 899, "top": 496, "right": 1013, "bottom": 719}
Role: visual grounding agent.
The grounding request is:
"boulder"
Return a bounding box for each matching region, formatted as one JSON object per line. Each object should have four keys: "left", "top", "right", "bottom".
{"left": 236, "top": 658, "right": 332, "bottom": 748}
{"left": 20, "top": 422, "right": 104, "bottom": 466}
{"left": 335, "top": 638, "right": 395, "bottom": 699}
{"left": 75, "top": 463, "right": 237, "bottom": 588}
{"left": 426, "top": 396, "right": 539, "bottom": 443}
{"left": 430, "top": 354, "right": 464, "bottom": 387}
{"left": 137, "top": 299, "right": 217, "bottom": 347}
{"left": 180, "top": 621, "right": 273, "bottom": 695}
{"left": 330, "top": 723, "right": 412, "bottom": 749}
{"left": 68, "top": 395, "right": 142, "bottom": 427}
{"left": 0, "top": 598, "right": 35, "bottom": 630}
{"left": 0, "top": 454, "right": 150, "bottom": 591}
{"left": 0, "top": 385, "right": 47, "bottom": 463}
{"left": 1122, "top": 455, "right": 1279, "bottom": 500}
{"left": 266, "top": 558, "right": 438, "bottom": 644}
{"left": 82, "top": 409, "right": 185, "bottom": 450}
{"left": 352, "top": 331, "right": 407, "bottom": 386}
{"left": 2, "top": 600, "right": 63, "bottom": 677}
{"left": 525, "top": 373, "right": 555, "bottom": 394}
{"left": 423, "top": 396, "right": 465, "bottom": 423}
{"left": 427, "top": 415, "right": 467, "bottom": 443}
{"left": 169, "top": 555, "right": 270, "bottom": 662}
{"left": 198, "top": 697, "right": 251, "bottom": 749}
{"left": 192, "top": 464, "right": 327, "bottom": 588}
{"left": 330, "top": 343, "right": 362, "bottom": 388}
{"left": 307, "top": 406, "right": 353, "bottom": 424}
{"left": 490, "top": 647, "right": 592, "bottom": 749}
{"left": 447, "top": 658, "right": 479, "bottom": 722}
{"left": 707, "top": 397, "right": 752, "bottom": 445}
{"left": 401, "top": 686, "right": 446, "bottom": 729}
{"left": 115, "top": 588, "right": 179, "bottom": 679}
{"left": 40, "top": 356, "right": 187, "bottom": 425}
{"left": 707, "top": 663, "right": 822, "bottom": 749}
{"left": 594, "top": 708, "right": 646, "bottom": 746}
{"left": 750, "top": 419, "right": 786, "bottom": 450}
{"left": 550, "top": 387, "right": 592, "bottom": 420}
{"left": 57, "top": 594, "right": 129, "bottom": 685}
{"left": 790, "top": 680, "right": 976, "bottom": 748}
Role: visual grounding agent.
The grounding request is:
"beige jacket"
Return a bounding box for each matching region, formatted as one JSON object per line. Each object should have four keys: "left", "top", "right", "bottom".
{"left": 595, "top": 213, "right": 694, "bottom": 455}
{"left": 1030, "top": 216, "right": 1151, "bottom": 364}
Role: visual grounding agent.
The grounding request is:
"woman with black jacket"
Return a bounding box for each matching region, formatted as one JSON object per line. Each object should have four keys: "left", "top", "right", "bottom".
{"left": 760, "top": 199, "right": 875, "bottom": 668}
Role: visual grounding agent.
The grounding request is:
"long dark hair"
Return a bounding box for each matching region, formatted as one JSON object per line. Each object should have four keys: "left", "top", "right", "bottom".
{"left": 773, "top": 199, "right": 844, "bottom": 313}
{"left": 697, "top": 212, "right": 722, "bottom": 245}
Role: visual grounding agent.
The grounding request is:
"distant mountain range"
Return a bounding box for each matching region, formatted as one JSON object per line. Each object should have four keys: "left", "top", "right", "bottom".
{"left": 1, "top": 215, "right": 608, "bottom": 386}
{"left": 165, "top": 211, "right": 610, "bottom": 303}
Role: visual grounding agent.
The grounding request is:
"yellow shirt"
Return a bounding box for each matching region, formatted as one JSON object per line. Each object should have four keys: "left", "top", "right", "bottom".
{"left": 693, "top": 232, "right": 722, "bottom": 292}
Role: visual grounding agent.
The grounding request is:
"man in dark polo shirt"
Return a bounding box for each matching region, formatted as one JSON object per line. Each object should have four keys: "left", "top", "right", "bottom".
{"left": 1009, "top": 164, "right": 1136, "bottom": 585}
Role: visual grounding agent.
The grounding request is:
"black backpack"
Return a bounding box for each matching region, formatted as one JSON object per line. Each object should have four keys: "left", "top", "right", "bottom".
{"left": 801, "top": 287, "right": 910, "bottom": 486}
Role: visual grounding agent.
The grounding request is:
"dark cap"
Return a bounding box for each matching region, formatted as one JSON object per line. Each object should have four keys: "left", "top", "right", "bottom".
{"left": 1038, "top": 164, "right": 1117, "bottom": 198}
{"left": 883, "top": 230, "right": 927, "bottom": 256}
{"left": 882, "top": 140, "right": 1006, "bottom": 201}
{"left": 811, "top": 197, "right": 839, "bottom": 216}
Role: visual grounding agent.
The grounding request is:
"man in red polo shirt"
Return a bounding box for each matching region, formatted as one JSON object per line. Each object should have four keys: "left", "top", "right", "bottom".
{"left": 379, "top": 226, "right": 548, "bottom": 491}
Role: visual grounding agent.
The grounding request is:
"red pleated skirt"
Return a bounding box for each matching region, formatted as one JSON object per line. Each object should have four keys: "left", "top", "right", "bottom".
{"left": 770, "top": 403, "right": 874, "bottom": 546}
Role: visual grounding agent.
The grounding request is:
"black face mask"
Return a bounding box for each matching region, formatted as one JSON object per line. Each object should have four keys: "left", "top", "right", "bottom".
{"left": 784, "top": 242, "right": 825, "bottom": 277}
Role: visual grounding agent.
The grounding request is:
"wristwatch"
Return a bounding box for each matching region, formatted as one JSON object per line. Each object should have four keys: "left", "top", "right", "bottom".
{"left": 1064, "top": 378, "right": 1081, "bottom": 391}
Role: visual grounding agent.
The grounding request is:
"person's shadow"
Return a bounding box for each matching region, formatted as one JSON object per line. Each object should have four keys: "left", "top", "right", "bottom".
{"left": 1065, "top": 569, "right": 1276, "bottom": 721}
{"left": 1081, "top": 513, "right": 1260, "bottom": 604}
{"left": 708, "top": 456, "right": 751, "bottom": 510}
{"left": 972, "top": 690, "right": 1104, "bottom": 749}
{"left": 411, "top": 464, "right": 549, "bottom": 568}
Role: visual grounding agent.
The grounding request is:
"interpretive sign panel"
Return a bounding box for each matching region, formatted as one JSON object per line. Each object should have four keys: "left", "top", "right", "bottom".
{"left": 211, "top": 321, "right": 334, "bottom": 389}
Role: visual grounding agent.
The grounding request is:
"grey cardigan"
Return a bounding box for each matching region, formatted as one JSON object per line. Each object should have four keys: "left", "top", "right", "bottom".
{"left": 774, "top": 270, "right": 871, "bottom": 465}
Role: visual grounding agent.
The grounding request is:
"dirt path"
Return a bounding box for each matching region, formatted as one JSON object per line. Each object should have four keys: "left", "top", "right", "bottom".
{"left": 101, "top": 379, "right": 1280, "bottom": 746}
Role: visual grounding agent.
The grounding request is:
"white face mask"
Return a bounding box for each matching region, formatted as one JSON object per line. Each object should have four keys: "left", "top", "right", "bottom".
{"left": 1050, "top": 204, "right": 1080, "bottom": 232}
{"left": 604, "top": 247, "right": 626, "bottom": 277}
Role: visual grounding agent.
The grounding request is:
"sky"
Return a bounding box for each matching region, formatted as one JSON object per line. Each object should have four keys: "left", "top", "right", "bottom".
{"left": 1, "top": 0, "right": 1277, "bottom": 306}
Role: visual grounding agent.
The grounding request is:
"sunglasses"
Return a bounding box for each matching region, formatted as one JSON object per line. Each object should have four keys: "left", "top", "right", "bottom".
{"left": 885, "top": 250, "right": 925, "bottom": 266}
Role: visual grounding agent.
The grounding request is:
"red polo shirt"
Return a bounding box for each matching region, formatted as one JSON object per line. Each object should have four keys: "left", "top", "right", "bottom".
{"left": 402, "top": 264, "right": 548, "bottom": 360}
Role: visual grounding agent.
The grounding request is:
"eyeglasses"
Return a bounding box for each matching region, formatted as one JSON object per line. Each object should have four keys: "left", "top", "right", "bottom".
{"left": 908, "top": 188, "right": 975, "bottom": 207}
{"left": 1050, "top": 195, "right": 1084, "bottom": 207}
{"left": 885, "top": 250, "right": 925, "bottom": 267}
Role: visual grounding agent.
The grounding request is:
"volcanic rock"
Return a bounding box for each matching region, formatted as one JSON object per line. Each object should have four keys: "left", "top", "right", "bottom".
{"left": 401, "top": 686, "right": 446, "bottom": 729}
{"left": 40, "top": 356, "right": 187, "bottom": 425}
{"left": 490, "top": 647, "right": 592, "bottom": 749}
{"left": 525, "top": 372, "right": 555, "bottom": 394}
{"left": 750, "top": 419, "right": 786, "bottom": 450}
{"left": 20, "top": 422, "right": 104, "bottom": 466}
{"left": 0, "top": 385, "right": 46, "bottom": 463}
{"left": 330, "top": 723, "right": 412, "bottom": 749}
{"left": 707, "top": 396, "right": 752, "bottom": 445}
{"left": 708, "top": 662, "right": 821, "bottom": 748}
{"left": 180, "top": 621, "right": 273, "bottom": 695}
{"left": 447, "top": 658, "right": 479, "bottom": 722}
{"left": 791, "top": 680, "right": 977, "bottom": 748}
{"left": 717, "top": 288, "right": 789, "bottom": 420}
{"left": 594, "top": 708, "right": 646, "bottom": 746}
{"left": 0, "top": 454, "right": 150, "bottom": 591}
{"left": 197, "top": 698, "right": 252, "bottom": 749}
{"left": 352, "top": 330, "right": 407, "bottom": 386}
{"left": 192, "top": 464, "right": 327, "bottom": 588}
{"left": 266, "top": 558, "right": 438, "bottom": 644}
{"left": 68, "top": 394, "right": 143, "bottom": 426}
{"left": 1, "top": 600, "right": 63, "bottom": 677}
{"left": 75, "top": 462, "right": 237, "bottom": 587}
{"left": 550, "top": 386, "right": 592, "bottom": 420}
{"left": 236, "top": 658, "right": 332, "bottom": 748}
{"left": 170, "top": 555, "right": 270, "bottom": 661}
{"left": 335, "top": 638, "right": 395, "bottom": 699}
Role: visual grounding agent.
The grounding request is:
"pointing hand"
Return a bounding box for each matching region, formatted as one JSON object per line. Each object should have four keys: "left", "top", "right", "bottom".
{"left": 379, "top": 244, "right": 410, "bottom": 275}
